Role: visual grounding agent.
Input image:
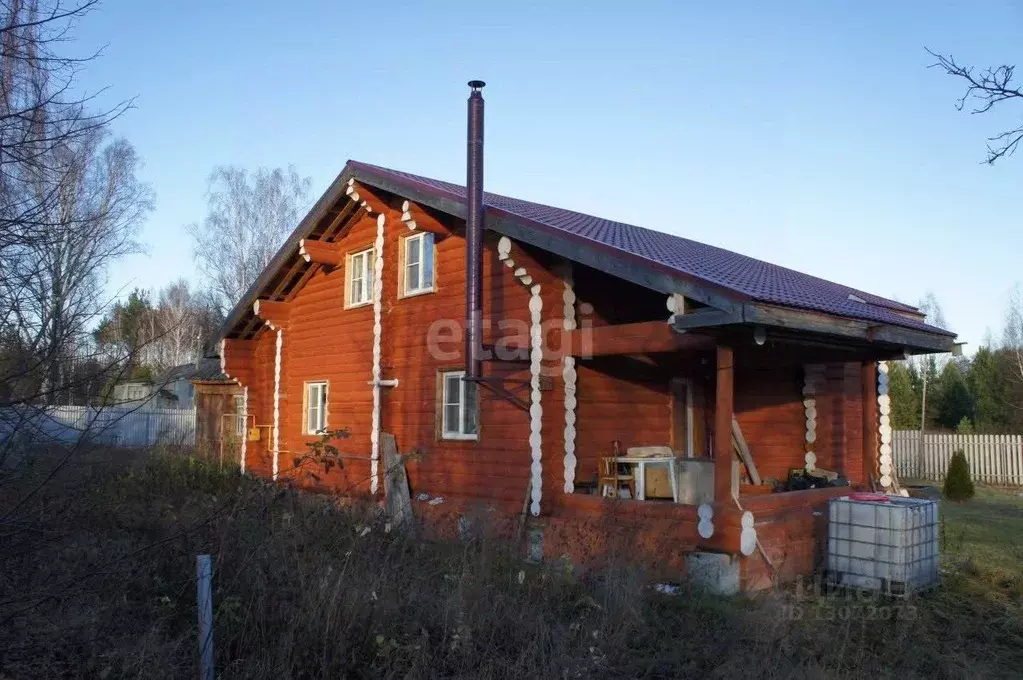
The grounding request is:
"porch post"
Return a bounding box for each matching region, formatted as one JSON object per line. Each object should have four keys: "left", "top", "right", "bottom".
{"left": 714, "top": 345, "right": 734, "bottom": 502}
{"left": 861, "top": 361, "right": 879, "bottom": 485}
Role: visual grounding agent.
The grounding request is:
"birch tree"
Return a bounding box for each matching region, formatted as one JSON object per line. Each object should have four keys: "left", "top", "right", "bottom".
{"left": 1, "top": 1, "right": 147, "bottom": 407}
{"left": 20, "top": 128, "right": 152, "bottom": 401}
{"left": 188, "top": 165, "right": 311, "bottom": 315}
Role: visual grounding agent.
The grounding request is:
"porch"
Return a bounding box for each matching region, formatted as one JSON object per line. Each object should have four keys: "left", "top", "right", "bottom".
{"left": 544, "top": 317, "right": 893, "bottom": 587}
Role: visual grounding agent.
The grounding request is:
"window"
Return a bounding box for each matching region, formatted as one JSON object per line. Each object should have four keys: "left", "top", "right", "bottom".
{"left": 305, "top": 381, "right": 328, "bottom": 434}
{"left": 440, "top": 370, "right": 478, "bottom": 440}
{"left": 347, "top": 247, "right": 375, "bottom": 307}
{"left": 401, "top": 232, "right": 434, "bottom": 296}
{"left": 233, "top": 395, "right": 245, "bottom": 437}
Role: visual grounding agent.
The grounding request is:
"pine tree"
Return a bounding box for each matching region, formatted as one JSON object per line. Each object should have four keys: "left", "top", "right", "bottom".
{"left": 887, "top": 362, "right": 919, "bottom": 429}
{"left": 955, "top": 416, "right": 974, "bottom": 434}
{"left": 943, "top": 450, "right": 975, "bottom": 501}
{"left": 968, "top": 347, "right": 1009, "bottom": 432}
{"left": 936, "top": 360, "right": 974, "bottom": 430}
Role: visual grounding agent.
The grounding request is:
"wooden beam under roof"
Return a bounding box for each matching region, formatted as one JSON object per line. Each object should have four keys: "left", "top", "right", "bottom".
{"left": 346, "top": 179, "right": 392, "bottom": 215}
{"left": 399, "top": 200, "right": 452, "bottom": 238}
{"left": 314, "top": 198, "right": 358, "bottom": 241}
{"left": 556, "top": 320, "right": 713, "bottom": 357}
{"left": 253, "top": 299, "right": 290, "bottom": 330}
{"left": 743, "top": 304, "right": 955, "bottom": 354}
{"left": 671, "top": 308, "right": 741, "bottom": 331}
{"left": 298, "top": 239, "right": 344, "bottom": 267}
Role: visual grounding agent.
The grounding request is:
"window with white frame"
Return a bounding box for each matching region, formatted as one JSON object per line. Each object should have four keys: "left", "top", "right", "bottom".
{"left": 348, "top": 248, "right": 375, "bottom": 307}
{"left": 233, "top": 394, "right": 245, "bottom": 437}
{"left": 305, "top": 381, "right": 328, "bottom": 434}
{"left": 440, "top": 370, "right": 478, "bottom": 440}
{"left": 402, "top": 232, "right": 434, "bottom": 296}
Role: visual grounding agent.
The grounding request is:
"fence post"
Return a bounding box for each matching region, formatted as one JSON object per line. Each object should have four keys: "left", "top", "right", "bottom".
{"left": 196, "top": 554, "right": 214, "bottom": 680}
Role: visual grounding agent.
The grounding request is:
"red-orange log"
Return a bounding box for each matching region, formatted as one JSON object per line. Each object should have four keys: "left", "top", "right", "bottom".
{"left": 347, "top": 181, "right": 390, "bottom": 214}
{"left": 400, "top": 200, "right": 451, "bottom": 238}
{"left": 862, "top": 361, "right": 879, "bottom": 485}
{"left": 298, "top": 239, "right": 344, "bottom": 267}
{"left": 252, "top": 299, "right": 290, "bottom": 329}
{"left": 714, "top": 345, "right": 734, "bottom": 503}
{"left": 556, "top": 321, "right": 713, "bottom": 357}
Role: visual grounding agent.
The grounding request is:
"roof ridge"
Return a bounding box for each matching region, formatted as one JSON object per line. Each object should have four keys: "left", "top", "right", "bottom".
{"left": 350, "top": 160, "right": 922, "bottom": 317}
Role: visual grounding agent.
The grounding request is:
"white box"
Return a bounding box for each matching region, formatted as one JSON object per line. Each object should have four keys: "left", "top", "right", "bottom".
{"left": 827, "top": 496, "right": 939, "bottom": 596}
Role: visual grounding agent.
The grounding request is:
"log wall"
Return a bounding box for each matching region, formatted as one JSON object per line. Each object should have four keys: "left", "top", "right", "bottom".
{"left": 218, "top": 189, "right": 880, "bottom": 589}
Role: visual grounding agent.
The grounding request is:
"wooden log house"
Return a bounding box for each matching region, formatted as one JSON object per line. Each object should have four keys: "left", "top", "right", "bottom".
{"left": 214, "top": 86, "right": 954, "bottom": 590}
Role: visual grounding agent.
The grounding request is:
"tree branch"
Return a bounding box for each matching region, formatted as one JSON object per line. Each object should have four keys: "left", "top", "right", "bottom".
{"left": 926, "top": 47, "right": 1023, "bottom": 164}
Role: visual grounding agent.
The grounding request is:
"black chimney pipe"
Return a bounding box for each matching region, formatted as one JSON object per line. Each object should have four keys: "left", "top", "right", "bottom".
{"left": 465, "top": 80, "right": 485, "bottom": 380}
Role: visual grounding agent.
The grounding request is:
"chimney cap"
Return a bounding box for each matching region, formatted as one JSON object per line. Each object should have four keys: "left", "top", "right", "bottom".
{"left": 468, "top": 80, "right": 486, "bottom": 91}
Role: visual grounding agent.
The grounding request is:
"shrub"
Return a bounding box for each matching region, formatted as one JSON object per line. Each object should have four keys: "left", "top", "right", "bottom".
{"left": 944, "top": 449, "right": 975, "bottom": 501}
{"left": 955, "top": 416, "right": 975, "bottom": 435}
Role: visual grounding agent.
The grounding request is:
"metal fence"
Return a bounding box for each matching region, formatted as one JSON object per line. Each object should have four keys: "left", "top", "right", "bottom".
{"left": 892, "top": 430, "right": 1023, "bottom": 486}
{"left": 0, "top": 405, "right": 196, "bottom": 448}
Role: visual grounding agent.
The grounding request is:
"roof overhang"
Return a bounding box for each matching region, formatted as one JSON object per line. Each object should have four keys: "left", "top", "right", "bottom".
{"left": 740, "top": 304, "right": 955, "bottom": 354}
{"left": 216, "top": 166, "right": 362, "bottom": 342}
{"left": 217, "top": 162, "right": 956, "bottom": 356}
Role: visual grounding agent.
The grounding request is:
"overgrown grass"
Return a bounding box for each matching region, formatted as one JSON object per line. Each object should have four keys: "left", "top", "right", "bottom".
{"left": 2, "top": 449, "right": 1022, "bottom": 678}
{"left": 940, "top": 486, "right": 1023, "bottom": 604}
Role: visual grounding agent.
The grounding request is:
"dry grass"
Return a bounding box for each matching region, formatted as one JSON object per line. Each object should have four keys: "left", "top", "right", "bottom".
{"left": 2, "top": 448, "right": 1022, "bottom": 679}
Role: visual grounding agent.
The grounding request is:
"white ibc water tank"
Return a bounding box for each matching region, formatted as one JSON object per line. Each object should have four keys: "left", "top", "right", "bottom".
{"left": 827, "top": 495, "right": 939, "bottom": 597}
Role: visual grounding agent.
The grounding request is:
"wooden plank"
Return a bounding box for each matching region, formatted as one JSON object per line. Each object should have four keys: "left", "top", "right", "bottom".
{"left": 731, "top": 416, "right": 762, "bottom": 485}
{"left": 558, "top": 321, "right": 713, "bottom": 357}
{"left": 671, "top": 308, "right": 741, "bottom": 331}
{"left": 382, "top": 432, "right": 412, "bottom": 532}
{"left": 714, "top": 345, "right": 734, "bottom": 502}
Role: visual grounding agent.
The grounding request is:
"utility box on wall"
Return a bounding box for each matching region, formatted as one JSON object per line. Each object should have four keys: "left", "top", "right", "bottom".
{"left": 826, "top": 495, "right": 939, "bottom": 597}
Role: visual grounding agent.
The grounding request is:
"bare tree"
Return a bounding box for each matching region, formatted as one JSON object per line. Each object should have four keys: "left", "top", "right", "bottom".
{"left": 19, "top": 128, "right": 152, "bottom": 402}
{"left": 147, "top": 279, "right": 219, "bottom": 371}
{"left": 1, "top": 1, "right": 143, "bottom": 407}
{"left": 927, "top": 48, "right": 1022, "bottom": 164}
{"left": 94, "top": 279, "right": 220, "bottom": 377}
{"left": 188, "top": 166, "right": 311, "bottom": 315}
{"left": 1001, "top": 285, "right": 1023, "bottom": 383}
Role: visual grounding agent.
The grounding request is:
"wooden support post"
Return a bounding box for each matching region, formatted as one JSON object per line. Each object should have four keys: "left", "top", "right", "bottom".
{"left": 861, "top": 361, "right": 879, "bottom": 486}
{"left": 382, "top": 432, "right": 412, "bottom": 533}
{"left": 714, "top": 345, "right": 734, "bottom": 502}
{"left": 196, "top": 554, "right": 214, "bottom": 680}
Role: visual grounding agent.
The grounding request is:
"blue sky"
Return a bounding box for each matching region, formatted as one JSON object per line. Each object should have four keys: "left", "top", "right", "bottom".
{"left": 75, "top": 1, "right": 1021, "bottom": 350}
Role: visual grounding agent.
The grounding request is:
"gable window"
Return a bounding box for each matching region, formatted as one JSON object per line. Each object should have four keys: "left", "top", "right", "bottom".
{"left": 347, "top": 247, "right": 375, "bottom": 307}
{"left": 305, "top": 381, "right": 328, "bottom": 434}
{"left": 401, "top": 232, "right": 434, "bottom": 296}
{"left": 440, "top": 370, "right": 478, "bottom": 440}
